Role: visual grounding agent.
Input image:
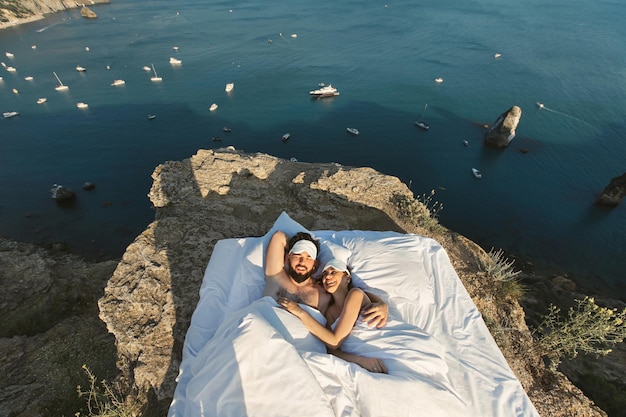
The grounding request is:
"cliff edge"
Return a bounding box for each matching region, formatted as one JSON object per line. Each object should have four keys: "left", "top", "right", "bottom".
{"left": 95, "top": 147, "right": 605, "bottom": 416}
{"left": 0, "top": 0, "right": 109, "bottom": 29}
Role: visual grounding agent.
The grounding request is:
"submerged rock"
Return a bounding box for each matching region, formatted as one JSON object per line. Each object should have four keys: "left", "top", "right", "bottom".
{"left": 50, "top": 184, "right": 75, "bottom": 201}
{"left": 484, "top": 106, "right": 522, "bottom": 148}
{"left": 597, "top": 173, "right": 626, "bottom": 206}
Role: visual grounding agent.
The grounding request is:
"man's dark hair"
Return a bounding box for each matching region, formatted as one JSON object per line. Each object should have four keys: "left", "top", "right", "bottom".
{"left": 287, "top": 232, "right": 320, "bottom": 256}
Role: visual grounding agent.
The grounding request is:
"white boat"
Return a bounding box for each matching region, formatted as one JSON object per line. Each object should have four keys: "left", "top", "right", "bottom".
{"left": 536, "top": 102, "right": 544, "bottom": 109}
{"left": 494, "top": 53, "right": 502, "bottom": 58}
{"left": 150, "top": 63, "right": 162, "bottom": 82}
{"left": 85, "top": 46, "right": 90, "bottom": 52}
{"left": 142, "top": 65, "right": 151, "bottom": 71}
{"left": 435, "top": 77, "right": 444, "bottom": 83}
{"left": 3, "top": 111, "right": 19, "bottom": 118}
{"left": 463, "top": 140, "right": 469, "bottom": 146}
{"left": 169, "top": 57, "right": 182, "bottom": 65}
{"left": 472, "top": 168, "right": 482, "bottom": 179}
{"left": 209, "top": 103, "right": 218, "bottom": 111}
{"left": 12, "top": 88, "right": 18, "bottom": 94}
{"left": 111, "top": 79, "right": 126, "bottom": 86}
{"left": 53, "top": 72, "right": 69, "bottom": 91}
{"left": 24, "top": 76, "right": 34, "bottom": 81}
{"left": 148, "top": 114, "right": 156, "bottom": 120}
{"left": 225, "top": 82, "right": 234, "bottom": 92}
{"left": 414, "top": 104, "right": 430, "bottom": 130}
{"left": 37, "top": 97, "right": 47, "bottom": 104}
{"left": 346, "top": 127, "right": 360, "bottom": 135}
{"left": 6, "top": 66, "right": 16, "bottom": 72}
{"left": 281, "top": 133, "right": 291, "bottom": 142}
{"left": 76, "top": 65, "right": 86, "bottom": 72}
{"left": 309, "top": 84, "right": 339, "bottom": 97}
{"left": 76, "top": 102, "right": 89, "bottom": 109}
{"left": 173, "top": 46, "right": 179, "bottom": 51}
{"left": 5, "top": 52, "right": 14, "bottom": 58}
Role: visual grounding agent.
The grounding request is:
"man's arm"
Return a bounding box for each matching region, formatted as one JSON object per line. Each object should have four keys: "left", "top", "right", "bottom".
{"left": 328, "top": 348, "right": 388, "bottom": 374}
{"left": 361, "top": 291, "right": 388, "bottom": 328}
{"left": 263, "top": 231, "right": 289, "bottom": 298}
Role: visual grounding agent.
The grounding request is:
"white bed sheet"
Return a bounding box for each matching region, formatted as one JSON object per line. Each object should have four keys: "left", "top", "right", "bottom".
{"left": 168, "top": 212, "right": 539, "bottom": 417}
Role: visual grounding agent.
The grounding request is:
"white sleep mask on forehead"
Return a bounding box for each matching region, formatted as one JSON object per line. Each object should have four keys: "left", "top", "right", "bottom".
{"left": 289, "top": 240, "right": 318, "bottom": 260}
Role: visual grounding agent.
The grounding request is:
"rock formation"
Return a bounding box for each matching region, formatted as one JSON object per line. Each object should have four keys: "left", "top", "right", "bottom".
{"left": 95, "top": 147, "right": 605, "bottom": 417}
{"left": 596, "top": 173, "right": 626, "bottom": 206}
{"left": 484, "top": 106, "right": 522, "bottom": 148}
{"left": 0, "top": 0, "right": 109, "bottom": 28}
{"left": 80, "top": 6, "right": 97, "bottom": 19}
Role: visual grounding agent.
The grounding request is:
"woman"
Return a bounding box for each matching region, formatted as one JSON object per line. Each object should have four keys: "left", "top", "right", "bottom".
{"left": 278, "top": 258, "right": 389, "bottom": 373}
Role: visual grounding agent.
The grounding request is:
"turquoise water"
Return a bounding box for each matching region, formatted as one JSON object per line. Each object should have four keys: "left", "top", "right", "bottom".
{"left": 1, "top": 0, "right": 625, "bottom": 298}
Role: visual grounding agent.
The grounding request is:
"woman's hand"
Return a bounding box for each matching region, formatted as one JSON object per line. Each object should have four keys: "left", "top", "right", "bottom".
{"left": 356, "top": 356, "right": 388, "bottom": 374}
{"left": 277, "top": 297, "right": 304, "bottom": 317}
{"left": 361, "top": 302, "right": 388, "bottom": 328}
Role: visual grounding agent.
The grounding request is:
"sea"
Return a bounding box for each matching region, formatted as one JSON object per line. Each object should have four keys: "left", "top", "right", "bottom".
{"left": 1, "top": 0, "right": 625, "bottom": 300}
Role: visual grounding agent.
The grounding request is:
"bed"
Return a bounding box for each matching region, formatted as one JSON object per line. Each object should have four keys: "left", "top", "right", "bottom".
{"left": 167, "top": 212, "right": 539, "bottom": 417}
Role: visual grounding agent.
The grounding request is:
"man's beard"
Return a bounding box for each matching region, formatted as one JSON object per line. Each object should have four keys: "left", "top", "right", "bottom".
{"left": 287, "top": 265, "right": 314, "bottom": 283}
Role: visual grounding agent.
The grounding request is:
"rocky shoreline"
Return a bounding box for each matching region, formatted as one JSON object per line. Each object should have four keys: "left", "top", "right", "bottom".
{"left": 0, "top": 0, "right": 109, "bottom": 30}
{"left": 3, "top": 148, "right": 622, "bottom": 416}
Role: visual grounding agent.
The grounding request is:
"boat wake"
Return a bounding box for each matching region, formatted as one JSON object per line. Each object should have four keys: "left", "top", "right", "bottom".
{"left": 537, "top": 102, "right": 594, "bottom": 127}
{"left": 36, "top": 22, "right": 63, "bottom": 32}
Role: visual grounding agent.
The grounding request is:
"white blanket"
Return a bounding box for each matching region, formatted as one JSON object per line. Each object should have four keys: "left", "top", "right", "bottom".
{"left": 168, "top": 212, "right": 539, "bottom": 417}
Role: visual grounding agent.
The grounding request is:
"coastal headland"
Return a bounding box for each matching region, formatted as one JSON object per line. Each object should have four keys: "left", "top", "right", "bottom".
{"left": 3, "top": 148, "right": 621, "bottom": 416}
{"left": 0, "top": 0, "right": 109, "bottom": 30}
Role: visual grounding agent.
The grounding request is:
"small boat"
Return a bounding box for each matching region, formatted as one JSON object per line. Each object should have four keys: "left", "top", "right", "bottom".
{"left": 0, "top": 62, "right": 5, "bottom": 67}
{"left": 76, "top": 102, "right": 89, "bottom": 109}
{"left": 150, "top": 63, "right": 162, "bottom": 82}
{"left": 435, "top": 77, "right": 444, "bottom": 83}
{"left": 142, "top": 65, "right": 151, "bottom": 71}
{"left": 12, "top": 88, "right": 18, "bottom": 94}
{"left": 3, "top": 111, "right": 19, "bottom": 118}
{"left": 37, "top": 97, "right": 47, "bottom": 104}
{"left": 414, "top": 104, "right": 430, "bottom": 130}
{"left": 223, "top": 126, "right": 232, "bottom": 132}
{"left": 106, "top": 65, "right": 111, "bottom": 70}
{"left": 6, "top": 66, "right": 16, "bottom": 72}
{"left": 309, "top": 84, "right": 339, "bottom": 97}
{"left": 536, "top": 102, "right": 544, "bottom": 109}
{"left": 209, "top": 103, "right": 218, "bottom": 111}
{"left": 494, "top": 53, "right": 502, "bottom": 58}
{"left": 32, "top": 45, "right": 37, "bottom": 49}
{"left": 24, "top": 76, "right": 34, "bottom": 81}
{"left": 5, "top": 52, "right": 14, "bottom": 58}
{"left": 53, "top": 71, "right": 69, "bottom": 91}
{"left": 415, "top": 121, "right": 430, "bottom": 130}
{"left": 225, "top": 82, "right": 234, "bottom": 92}
{"left": 212, "top": 136, "right": 222, "bottom": 142}
{"left": 148, "top": 114, "right": 156, "bottom": 120}
{"left": 291, "top": 33, "right": 298, "bottom": 38}
{"left": 472, "top": 168, "right": 482, "bottom": 179}
{"left": 111, "top": 79, "right": 126, "bottom": 86}
{"left": 76, "top": 65, "right": 86, "bottom": 72}
{"left": 282, "top": 133, "right": 291, "bottom": 142}
{"left": 463, "top": 140, "right": 469, "bottom": 146}
{"left": 85, "top": 46, "right": 90, "bottom": 52}
{"left": 346, "top": 127, "right": 360, "bottom": 135}
{"left": 173, "top": 46, "right": 179, "bottom": 51}
{"left": 169, "top": 57, "right": 182, "bottom": 65}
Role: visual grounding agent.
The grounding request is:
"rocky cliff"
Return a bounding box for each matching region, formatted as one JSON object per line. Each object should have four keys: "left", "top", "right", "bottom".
{"left": 0, "top": 0, "right": 109, "bottom": 27}
{"left": 95, "top": 147, "right": 605, "bottom": 416}
{"left": 0, "top": 147, "right": 610, "bottom": 416}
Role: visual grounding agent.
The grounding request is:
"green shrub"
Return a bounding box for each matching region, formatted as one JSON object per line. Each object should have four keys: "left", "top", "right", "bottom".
{"left": 534, "top": 297, "right": 626, "bottom": 369}
{"left": 481, "top": 248, "right": 521, "bottom": 282}
{"left": 392, "top": 190, "right": 444, "bottom": 232}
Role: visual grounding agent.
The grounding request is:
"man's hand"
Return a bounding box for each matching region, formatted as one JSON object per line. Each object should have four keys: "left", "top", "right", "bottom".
{"left": 361, "top": 302, "right": 388, "bottom": 328}
{"left": 355, "top": 356, "right": 388, "bottom": 374}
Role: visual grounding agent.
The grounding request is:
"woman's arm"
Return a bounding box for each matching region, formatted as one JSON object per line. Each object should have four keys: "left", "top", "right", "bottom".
{"left": 278, "top": 288, "right": 366, "bottom": 349}
{"left": 328, "top": 348, "right": 388, "bottom": 374}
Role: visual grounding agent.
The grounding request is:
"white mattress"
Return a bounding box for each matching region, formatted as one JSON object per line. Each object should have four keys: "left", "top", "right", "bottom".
{"left": 168, "top": 212, "right": 539, "bottom": 417}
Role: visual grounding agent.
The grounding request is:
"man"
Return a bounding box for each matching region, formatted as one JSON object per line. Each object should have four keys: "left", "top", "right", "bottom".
{"left": 264, "top": 230, "right": 389, "bottom": 372}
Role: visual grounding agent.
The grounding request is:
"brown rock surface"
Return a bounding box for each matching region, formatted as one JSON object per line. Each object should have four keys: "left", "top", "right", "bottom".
{"left": 484, "top": 105, "right": 522, "bottom": 148}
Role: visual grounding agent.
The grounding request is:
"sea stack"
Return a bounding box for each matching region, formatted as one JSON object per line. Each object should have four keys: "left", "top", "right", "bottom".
{"left": 484, "top": 106, "right": 522, "bottom": 148}
{"left": 81, "top": 6, "right": 98, "bottom": 19}
{"left": 596, "top": 173, "right": 626, "bottom": 206}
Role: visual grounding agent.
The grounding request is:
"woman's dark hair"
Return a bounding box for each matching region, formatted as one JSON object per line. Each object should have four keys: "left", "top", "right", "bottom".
{"left": 287, "top": 232, "right": 321, "bottom": 255}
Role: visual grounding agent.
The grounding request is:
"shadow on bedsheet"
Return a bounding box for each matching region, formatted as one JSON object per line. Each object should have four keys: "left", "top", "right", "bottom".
{"left": 143, "top": 154, "right": 406, "bottom": 416}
